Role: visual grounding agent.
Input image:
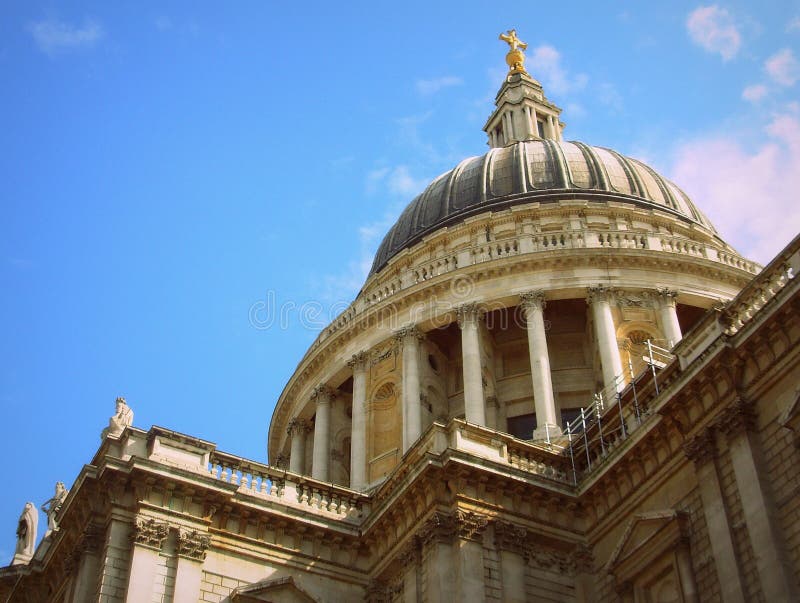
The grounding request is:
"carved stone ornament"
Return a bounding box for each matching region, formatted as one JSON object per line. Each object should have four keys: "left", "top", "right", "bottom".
{"left": 41, "top": 481, "right": 68, "bottom": 535}
{"left": 393, "top": 324, "right": 424, "bottom": 345}
{"left": 457, "top": 510, "right": 489, "bottom": 542}
{"left": 347, "top": 351, "right": 369, "bottom": 372}
{"left": 311, "top": 384, "right": 334, "bottom": 403}
{"left": 571, "top": 543, "right": 594, "bottom": 573}
{"left": 177, "top": 529, "right": 211, "bottom": 561}
{"left": 519, "top": 290, "right": 547, "bottom": 312}
{"left": 716, "top": 396, "right": 757, "bottom": 438}
{"left": 656, "top": 288, "right": 679, "bottom": 307}
{"left": 101, "top": 396, "right": 134, "bottom": 440}
{"left": 131, "top": 517, "right": 169, "bottom": 550}
{"left": 493, "top": 520, "right": 528, "bottom": 555}
{"left": 456, "top": 302, "right": 483, "bottom": 327}
{"left": 274, "top": 453, "right": 289, "bottom": 469}
{"left": 286, "top": 418, "right": 309, "bottom": 437}
{"left": 683, "top": 428, "right": 716, "bottom": 466}
{"left": 417, "top": 511, "right": 458, "bottom": 546}
{"left": 365, "top": 578, "right": 401, "bottom": 603}
{"left": 11, "top": 502, "right": 38, "bottom": 565}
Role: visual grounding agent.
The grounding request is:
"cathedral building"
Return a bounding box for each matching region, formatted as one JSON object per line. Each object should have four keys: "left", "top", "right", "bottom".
{"left": 2, "top": 32, "right": 799, "bottom": 602}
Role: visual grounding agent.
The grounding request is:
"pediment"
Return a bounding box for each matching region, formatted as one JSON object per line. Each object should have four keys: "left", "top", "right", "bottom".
{"left": 231, "top": 576, "right": 318, "bottom": 603}
{"left": 606, "top": 509, "right": 688, "bottom": 584}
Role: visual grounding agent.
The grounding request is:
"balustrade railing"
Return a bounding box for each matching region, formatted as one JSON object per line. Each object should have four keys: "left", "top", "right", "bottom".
{"left": 207, "top": 451, "right": 366, "bottom": 520}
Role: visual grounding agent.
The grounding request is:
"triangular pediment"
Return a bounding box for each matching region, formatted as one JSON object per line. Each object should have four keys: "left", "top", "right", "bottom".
{"left": 231, "top": 576, "right": 318, "bottom": 603}
{"left": 606, "top": 509, "right": 688, "bottom": 579}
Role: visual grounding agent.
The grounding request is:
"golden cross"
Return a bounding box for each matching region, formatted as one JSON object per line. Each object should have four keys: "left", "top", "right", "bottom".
{"left": 499, "top": 29, "right": 528, "bottom": 52}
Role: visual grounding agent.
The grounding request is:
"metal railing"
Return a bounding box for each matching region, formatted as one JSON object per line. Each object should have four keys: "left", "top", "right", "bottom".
{"left": 562, "top": 340, "right": 674, "bottom": 485}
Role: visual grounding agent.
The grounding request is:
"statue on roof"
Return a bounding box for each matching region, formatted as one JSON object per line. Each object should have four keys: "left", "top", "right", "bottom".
{"left": 41, "top": 481, "right": 68, "bottom": 536}
{"left": 11, "top": 502, "right": 38, "bottom": 565}
{"left": 499, "top": 29, "right": 529, "bottom": 75}
{"left": 101, "top": 396, "right": 134, "bottom": 439}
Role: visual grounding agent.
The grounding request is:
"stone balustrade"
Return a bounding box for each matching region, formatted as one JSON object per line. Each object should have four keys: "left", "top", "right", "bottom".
{"left": 305, "top": 224, "right": 757, "bottom": 354}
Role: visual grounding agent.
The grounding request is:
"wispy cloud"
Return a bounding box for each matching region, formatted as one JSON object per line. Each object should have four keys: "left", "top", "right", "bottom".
{"left": 669, "top": 110, "right": 800, "bottom": 263}
{"left": 28, "top": 18, "right": 104, "bottom": 56}
{"left": 366, "top": 165, "right": 428, "bottom": 197}
{"left": 528, "top": 45, "right": 588, "bottom": 95}
{"left": 741, "top": 84, "right": 768, "bottom": 103}
{"left": 416, "top": 75, "right": 463, "bottom": 96}
{"left": 765, "top": 48, "right": 800, "bottom": 87}
{"left": 788, "top": 17, "right": 800, "bottom": 32}
{"left": 686, "top": 5, "right": 741, "bottom": 61}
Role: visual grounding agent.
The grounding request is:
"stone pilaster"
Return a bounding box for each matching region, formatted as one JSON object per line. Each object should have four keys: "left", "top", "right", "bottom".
{"left": 520, "top": 291, "right": 561, "bottom": 438}
{"left": 174, "top": 529, "right": 210, "bottom": 602}
{"left": 457, "top": 303, "right": 486, "bottom": 426}
{"left": 717, "top": 398, "right": 799, "bottom": 601}
{"left": 125, "top": 517, "right": 169, "bottom": 602}
{"left": 494, "top": 521, "right": 528, "bottom": 603}
{"left": 683, "top": 428, "right": 746, "bottom": 603}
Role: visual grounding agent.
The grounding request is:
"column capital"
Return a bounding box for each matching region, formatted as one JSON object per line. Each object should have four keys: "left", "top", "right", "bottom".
{"left": 287, "top": 417, "right": 310, "bottom": 436}
{"left": 177, "top": 529, "right": 210, "bottom": 561}
{"left": 456, "top": 302, "right": 484, "bottom": 327}
{"left": 716, "top": 396, "right": 757, "bottom": 438}
{"left": 311, "top": 384, "right": 334, "bottom": 404}
{"left": 656, "top": 288, "right": 679, "bottom": 307}
{"left": 131, "top": 516, "right": 169, "bottom": 551}
{"left": 393, "top": 324, "right": 424, "bottom": 344}
{"left": 274, "top": 453, "right": 288, "bottom": 469}
{"left": 683, "top": 428, "right": 716, "bottom": 465}
{"left": 347, "top": 351, "right": 369, "bottom": 372}
{"left": 493, "top": 520, "right": 528, "bottom": 555}
{"left": 519, "top": 290, "right": 547, "bottom": 312}
{"left": 586, "top": 285, "right": 615, "bottom": 304}
{"left": 417, "top": 511, "right": 459, "bottom": 547}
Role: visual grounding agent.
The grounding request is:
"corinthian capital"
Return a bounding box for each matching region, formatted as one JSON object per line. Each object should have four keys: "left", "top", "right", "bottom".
{"left": 586, "top": 285, "right": 613, "bottom": 304}
{"left": 347, "top": 351, "right": 369, "bottom": 372}
{"left": 519, "top": 290, "right": 547, "bottom": 312}
{"left": 287, "top": 418, "right": 309, "bottom": 436}
{"left": 456, "top": 302, "right": 483, "bottom": 327}
{"left": 656, "top": 288, "right": 679, "bottom": 307}
{"left": 131, "top": 517, "right": 169, "bottom": 550}
{"left": 177, "top": 529, "right": 211, "bottom": 561}
{"left": 311, "top": 384, "right": 334, "bottom": 403}
{"left": 393, "top": 325, "right": 424, "bottom": 345}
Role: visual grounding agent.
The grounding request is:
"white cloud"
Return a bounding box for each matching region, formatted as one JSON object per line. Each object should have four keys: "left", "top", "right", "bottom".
{"left": 686, "top": 5, "right": 741, "bottom": 60}
{"left": 788, "top": 17, "right": 800, "bottom": 32}
{"left": 366, "top": 165, "right": 428, "bottom": 197}
{"left": 741, "top": 84, "right": 768, "bottom": 103}
{"left": 528, "top": 45, "right": 588, "bottom": 95}
{"left": 669, "top": 111, "right": 800, "bottom": 263}
{"left": 416, "top": 76, "right": 463, "bottom": 96}
{"left": 765, "top": 48, "right": 800, "bottom": 87}
{"left": 28, "top": 18, "right": 104, "bottom": 56}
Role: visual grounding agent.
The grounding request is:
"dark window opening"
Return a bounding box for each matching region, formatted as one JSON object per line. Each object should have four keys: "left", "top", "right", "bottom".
{"left": 507, "top": 413, "right": 537, "bottom": 440}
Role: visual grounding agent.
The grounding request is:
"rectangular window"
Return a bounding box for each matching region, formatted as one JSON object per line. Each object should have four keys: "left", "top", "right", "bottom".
{"left": 507, "top": 413, "right": 537, "bottom": 440}
{"left": 537, "top": 120, "right": 545, "bottom": 138}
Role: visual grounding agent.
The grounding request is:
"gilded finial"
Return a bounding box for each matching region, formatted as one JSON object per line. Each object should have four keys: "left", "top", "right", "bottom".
{"left": 499, "top": 29, "right": 528, "bottom": 75}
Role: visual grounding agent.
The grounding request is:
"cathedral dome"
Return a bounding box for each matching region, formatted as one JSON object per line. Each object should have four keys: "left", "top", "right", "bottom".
{"left": 370, "top": 140, "right": 714, "bottom": 276}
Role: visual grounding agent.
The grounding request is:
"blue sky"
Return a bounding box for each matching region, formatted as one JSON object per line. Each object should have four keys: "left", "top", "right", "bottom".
{"left": 1, "top": 1, "right": 799, "bottom": 557}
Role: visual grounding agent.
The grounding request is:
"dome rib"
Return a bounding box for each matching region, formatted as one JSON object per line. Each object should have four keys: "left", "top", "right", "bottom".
{"left": 368, "top": 140, "right": 718, "bottom": 276}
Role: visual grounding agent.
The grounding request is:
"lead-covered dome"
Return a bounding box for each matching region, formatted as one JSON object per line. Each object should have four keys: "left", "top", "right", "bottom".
{"left": 370, "top": 140, "right": 714, "bottom": 276}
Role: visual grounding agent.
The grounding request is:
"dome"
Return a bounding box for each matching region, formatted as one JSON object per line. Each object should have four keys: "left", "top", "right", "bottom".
{"left": 370, "top": 140, "right": 714, "bottom": 275}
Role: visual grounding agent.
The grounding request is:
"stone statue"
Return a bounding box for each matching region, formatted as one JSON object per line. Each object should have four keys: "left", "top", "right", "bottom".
{"left": 41, "top": 481, "right": 68, "bottom": 535}
{"left": 11, "top": 502, "right": 38, "bottom": 565}
{"left": 101, "top": 396, "right": 134, "bottom": 439}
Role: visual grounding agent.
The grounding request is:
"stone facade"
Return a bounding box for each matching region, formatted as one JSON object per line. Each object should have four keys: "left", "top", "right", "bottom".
{"left": 2, "top": 38, "right": 799, "bottom": 603}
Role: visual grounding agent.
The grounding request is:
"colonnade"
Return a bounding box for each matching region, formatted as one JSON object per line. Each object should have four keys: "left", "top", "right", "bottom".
{"left": 284, "top": 287, "right": 683, "bottom": 490}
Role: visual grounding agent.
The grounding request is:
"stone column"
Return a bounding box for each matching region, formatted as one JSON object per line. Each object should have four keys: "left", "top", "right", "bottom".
{"left": 656, "top": 289, "right": 682, "bottom": 348}
{"left": 311, "top": 385, "right": 334, "bottom": 482}
{"left": 69, "top": 525, "right": 103, "bottom": 603}
{"left": 457, "top": 304, "right": 486, "bottom": 426}
{"left": 587, "top": 287, "right": 624, "bottom": 392}
{"left": 125, "top": 517, "right": 169, "bottom": 602}
{"left": 395, "top": 326, "right": 423, "bottom": 452}
{"left": 520, "top": 291, "right": 561, "bottom": 438}
{"left": 683, "top": 429, "right": 746, "bottom": 603}
{"left": 174, "top": 529, "right": 210, "bottom": 602}
{"left": 494, "top": 521, "right": 528, "bottom": 603}
{"left": 348, "top": 351, "right": 369, "bottom": 490}
{"left": 719, "top": 399, "right": 799, "bottom": 601}
{"left": 287, "top": 418, "right": 308, "bottom": 475}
